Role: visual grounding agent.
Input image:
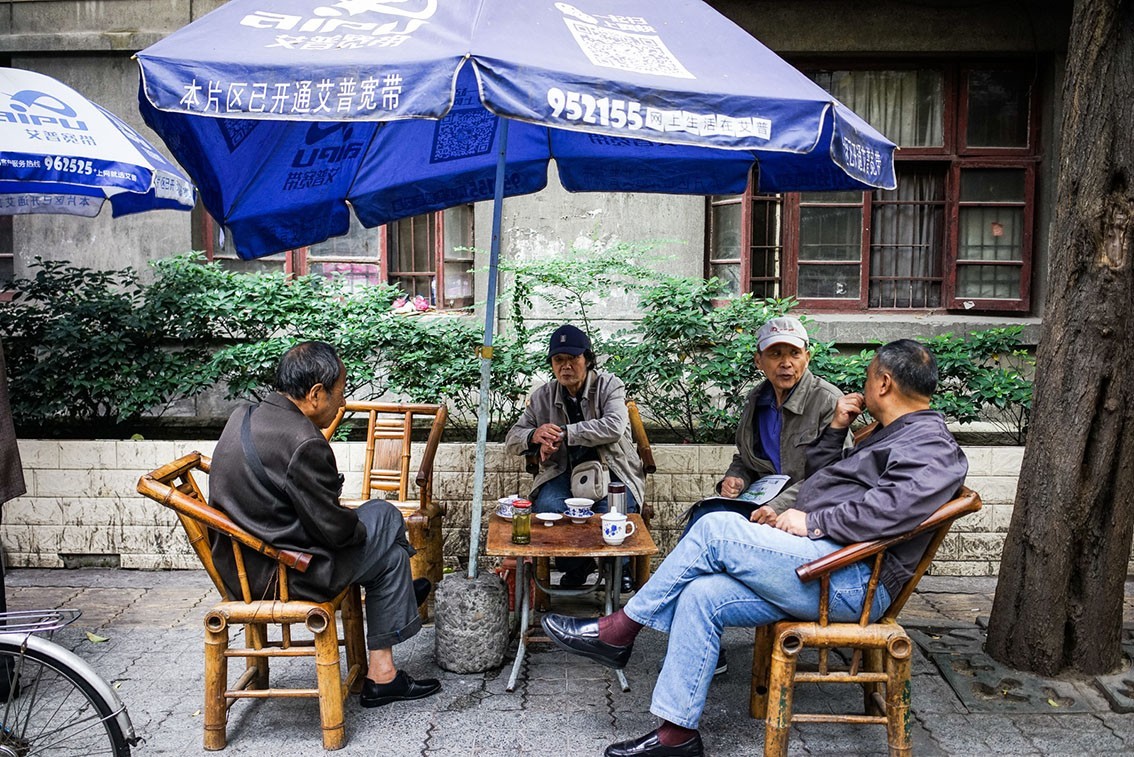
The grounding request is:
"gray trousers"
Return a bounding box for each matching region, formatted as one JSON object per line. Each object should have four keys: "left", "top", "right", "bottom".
{"left": 348, "top": 500, "right": 422, "bottom": 650}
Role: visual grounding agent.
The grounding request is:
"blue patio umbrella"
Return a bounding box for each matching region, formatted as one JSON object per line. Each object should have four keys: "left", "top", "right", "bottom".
{"left": 134, "top": 0, "right": 897, "bottom": 576}
{"left": 0, "top": 67, "right": 194, "bottom": 217}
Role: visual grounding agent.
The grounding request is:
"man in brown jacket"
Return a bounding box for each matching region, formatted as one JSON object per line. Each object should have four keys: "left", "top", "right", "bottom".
{"left": 209, "top": 341, "right": 439, "bottom": 708}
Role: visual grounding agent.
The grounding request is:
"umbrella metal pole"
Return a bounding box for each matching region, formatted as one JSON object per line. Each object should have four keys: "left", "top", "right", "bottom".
{"left": 467, "top": 117, "right": 510, "bottom": 580}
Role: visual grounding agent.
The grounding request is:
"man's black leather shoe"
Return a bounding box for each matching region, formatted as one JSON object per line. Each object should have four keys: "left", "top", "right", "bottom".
{"left": 359, "top": 671, "right": 441, "bottom": 708}
{"left": 620, "top": 572, "right": 636, "bottom": 595}
{"left": 605, "top": 729, "right": 704, "bottom": 757}
{"left": 540, "top": 613, "right": 632, "bottom": 669}
{"left": 413, "top": 577, "right": 432, "bottom": 607}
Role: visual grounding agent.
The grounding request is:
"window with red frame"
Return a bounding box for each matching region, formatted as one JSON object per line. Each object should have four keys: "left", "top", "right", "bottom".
{"left": 706, "top": 62, "right": 1038, "bottom": 312}
{"left": 197, "top": 205, "right": 475, "bottom": 309}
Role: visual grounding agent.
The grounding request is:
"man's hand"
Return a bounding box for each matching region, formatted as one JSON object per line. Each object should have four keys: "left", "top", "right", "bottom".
{"left": 531, "top": 423, "right": 564, "bottom": 447}
{"left": 532, "top": 423, "right": 564, "bottom": 461}
{"left": 774, "top": 508, "right": 808, "bottom": 536}
{"left": 831, "top": 392, "right": 866, "bottom": 430}
{"left": 720, "top": 475, "right": 746, "bottom": 499}
{"left": 749, "top": 505, "right": 776, "bottom": 525}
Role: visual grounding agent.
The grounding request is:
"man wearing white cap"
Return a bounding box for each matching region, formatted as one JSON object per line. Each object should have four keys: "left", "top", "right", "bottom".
{"left": 688, "top": 316, "right": 843, "bottom": 528}
{"left": 682, "top": 316, "right": 844, "bottom": 674}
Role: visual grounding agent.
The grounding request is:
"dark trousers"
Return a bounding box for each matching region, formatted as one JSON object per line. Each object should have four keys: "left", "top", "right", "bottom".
{"left": 348, "top": 500, "right": 422, "bottom": 650}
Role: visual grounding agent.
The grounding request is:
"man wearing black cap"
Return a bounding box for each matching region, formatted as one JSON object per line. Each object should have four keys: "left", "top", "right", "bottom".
{"left": 505, "top": 324, "right": 646, "bottom": 590}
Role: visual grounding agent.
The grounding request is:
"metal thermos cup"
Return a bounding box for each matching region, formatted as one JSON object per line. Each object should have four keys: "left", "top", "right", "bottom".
{"left": 607, "top": 482, "right": 626, "bottom": 515}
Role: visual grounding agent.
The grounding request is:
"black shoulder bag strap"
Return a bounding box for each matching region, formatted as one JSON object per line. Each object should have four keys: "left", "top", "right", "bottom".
{"left": 240, "top": 405, "right": 289, "bottom": 501}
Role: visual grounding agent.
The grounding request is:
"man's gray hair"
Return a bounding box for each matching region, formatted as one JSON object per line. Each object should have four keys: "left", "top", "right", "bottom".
{"left": 875, "top": 339, "right": 938, "bottom": 397}
{"left": 275, "top": 341, "right": 341, "bottom": 399}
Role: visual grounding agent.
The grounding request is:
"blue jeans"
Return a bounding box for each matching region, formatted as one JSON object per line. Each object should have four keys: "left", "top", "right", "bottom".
{"left": 624, "top": 512, "right": 890, "bottom": 729}
{"left": 533, "top": 470, "right": 639, "bottom": 576}
{"left": 680, "top": 499, "right": 752, "bottom": 537}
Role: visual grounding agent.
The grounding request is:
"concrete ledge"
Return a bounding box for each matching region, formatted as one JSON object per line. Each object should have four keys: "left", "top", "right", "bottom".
{"left": 6, "top": 439, "right": 1030, "bottom": 576}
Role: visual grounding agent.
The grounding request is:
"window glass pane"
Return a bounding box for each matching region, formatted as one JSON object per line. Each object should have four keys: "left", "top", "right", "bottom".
{"left": 956, "top": 265, "right": 1021, "bottom": 299}
{"left": 798, "top": 264, "right": 860, "bottom": 298}
{"left": 967, "top": 69, "right": 1030, "bottom": 148}
{"left": 958, "top": 207, "right": 1024, "bottom": 262}
{"left": 710, "top": 263, "right": 741, "bottom": 295}
{"left": 442, "top": 205, "right": 474, "bottom": 260}
{"left": 310, "top": 261, "right": 383, "bottom": 292}
{"left": 710, "top": 198, "right": 742, "bottom": 259}
{"left": 443, "top": 261, "right": 474, "bottom": 304}
{"left": 308, "top": 216, "right": 379, "bottom": 258}
{"left": 961, "top": 169, "right": 1025, "bottom": 203}
{"left": 441, "top": 206, "right": 474, "bottom": 307}
{"left": 799, "top": 207, "right": 861, "bottom": 261}
{"left": 869, "top": 167, "right": 945, "bottom": 308}
{"left": 811, "top": 69, "right": 943, "bottom": 148}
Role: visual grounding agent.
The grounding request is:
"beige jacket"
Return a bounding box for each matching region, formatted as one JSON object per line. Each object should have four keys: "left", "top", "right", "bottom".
{"left": 719, "top": 369, "right": 845, "bottom": 511}
{"left": 505, "top": 370, "right": 646, "bottom": 507}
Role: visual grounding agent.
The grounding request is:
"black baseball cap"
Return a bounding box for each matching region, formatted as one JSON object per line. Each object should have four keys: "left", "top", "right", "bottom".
{"left": 548, "top": 324, "right": 591, "bottom": 357}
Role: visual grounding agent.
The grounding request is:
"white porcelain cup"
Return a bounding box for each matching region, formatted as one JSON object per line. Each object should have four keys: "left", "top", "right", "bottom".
{"left": 601, "top": 512, "right": 636, "bottom": 546}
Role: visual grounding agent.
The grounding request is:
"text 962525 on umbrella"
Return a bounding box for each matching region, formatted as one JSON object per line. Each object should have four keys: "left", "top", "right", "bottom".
{"left": 0, "top": 67, "right": 194, "bottom": 218}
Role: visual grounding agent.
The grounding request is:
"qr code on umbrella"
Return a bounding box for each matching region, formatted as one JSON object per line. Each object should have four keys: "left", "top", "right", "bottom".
{"left": 564, "top": 19, "right": 694, "bottom": 79}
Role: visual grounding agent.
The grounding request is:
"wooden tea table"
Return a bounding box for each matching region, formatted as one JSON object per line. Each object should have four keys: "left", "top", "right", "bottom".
{"left": 485, "top": 512, "right": 657, "bottom": 691}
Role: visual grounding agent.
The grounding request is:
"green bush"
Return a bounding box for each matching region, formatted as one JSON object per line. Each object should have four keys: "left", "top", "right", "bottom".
{"left": 0, "top": 259, "right": 213, "bottom": 425}
{"left": 0, "top": 252, "right": 1033, "bottom": 444}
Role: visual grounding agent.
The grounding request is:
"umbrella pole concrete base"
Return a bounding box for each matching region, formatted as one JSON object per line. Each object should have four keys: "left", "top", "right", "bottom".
{"left": 434, "top": 572, "right": 509, "bottom": 674}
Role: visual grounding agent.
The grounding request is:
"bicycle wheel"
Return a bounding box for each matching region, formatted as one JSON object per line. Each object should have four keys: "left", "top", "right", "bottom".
{"left": 0, "top": 638, "right": 129, "bottom": 756}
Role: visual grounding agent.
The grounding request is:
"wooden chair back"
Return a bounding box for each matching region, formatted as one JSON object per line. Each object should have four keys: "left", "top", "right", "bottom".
{"left": 137, "top": 451, "right": 367, "bottom": 751}
{"left": 798, "top": 485, "right": 982, "bottom": 625}
{"left": 136, "top": 452, "right": 313, "bottom": 601}
{"left": 323, "top": 401, "right": 448, "bottom": 610}
{"left": 323, "top": 401, "right": 448, "bottom": 503}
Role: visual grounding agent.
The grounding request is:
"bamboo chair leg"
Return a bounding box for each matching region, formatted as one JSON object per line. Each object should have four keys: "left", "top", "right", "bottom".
{"left": 314, "top": 616, "right": 347, "bottom": 751}
{"left": 203, "top": 624, "right": 229, "bottom": 751}
{"left": 245, "top": 623, "right": 270, "bottom": 688}
{"left": 750, "top": 624, "right": 774, "bottom": 718}
{"left": 864, "top": 647, "right": 885, "bottom": 715}
{"left": 763, "top": 639, "right": 798, "bottom": 757}
{"left": 406, "top": 514, "right": 433, "bottom": 623}
{"left": 343, "top": 586, "right": 367, "bottom": 694}
{"left": 884, "top": 639, "right": 913, "bottom": 757}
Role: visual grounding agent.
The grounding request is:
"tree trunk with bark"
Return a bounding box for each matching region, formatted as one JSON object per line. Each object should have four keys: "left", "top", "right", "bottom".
{"left": 986, "top": 0, "right": 1134, "bottom": 676}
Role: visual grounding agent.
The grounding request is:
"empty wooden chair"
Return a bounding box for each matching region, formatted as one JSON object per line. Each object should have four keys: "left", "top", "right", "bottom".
{"left": 323, "top": 401, "right": 448, "bottom": 612}
{"left": 137, "top": 452, "right": 367, "bottom": 751}
{"left": 750, "top": 486, "right": 982, "bottom": 757}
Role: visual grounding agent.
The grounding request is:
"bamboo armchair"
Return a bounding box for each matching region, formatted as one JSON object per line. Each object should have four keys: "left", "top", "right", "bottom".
{"left": 322, "top": 401, "right": 448, "bottom": 615}
{"left": 137, "top": 452, "right": 366, "bottom": 751}
{"left": 524, "top": 399, "right": 657, "bottom": 595}
{"left": 750, "top": 486, "right": 982, "bottom": 757}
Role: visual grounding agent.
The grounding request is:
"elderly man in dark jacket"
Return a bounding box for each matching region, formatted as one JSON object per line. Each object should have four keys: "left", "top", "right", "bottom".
{"left": 541, "top": 340, "right": 968, "bottom": 757}
{"left": 209, "top": 341, "right": 439, "bottom": 708}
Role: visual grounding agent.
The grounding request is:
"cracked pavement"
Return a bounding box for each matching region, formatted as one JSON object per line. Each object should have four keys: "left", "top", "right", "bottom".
{"left": 5, "top": 570, "right": 1133, "bottom": 756}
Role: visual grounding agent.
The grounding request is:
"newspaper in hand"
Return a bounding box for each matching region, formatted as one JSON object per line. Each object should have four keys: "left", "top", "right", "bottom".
{"left": 733, "top": 474, "right": 791, "bottom": 505}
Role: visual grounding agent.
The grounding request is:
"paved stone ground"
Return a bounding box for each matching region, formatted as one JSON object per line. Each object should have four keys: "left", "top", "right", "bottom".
{"left": 5, "top": 569, "right": 1134, "bottom": 756}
